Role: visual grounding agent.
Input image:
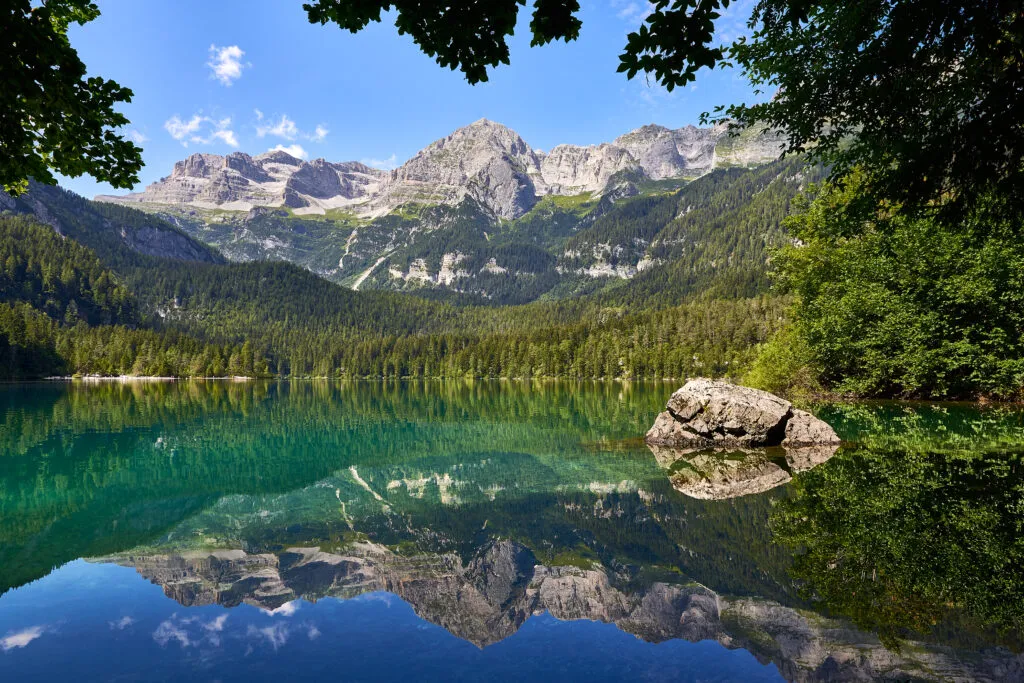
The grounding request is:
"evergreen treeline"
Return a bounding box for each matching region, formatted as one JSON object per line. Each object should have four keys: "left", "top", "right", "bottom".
{"left": 247, "top": 296, "right": 784, "bottom": 378}
{"left": 0, "top": 302, "right": 270, "bottom": 379}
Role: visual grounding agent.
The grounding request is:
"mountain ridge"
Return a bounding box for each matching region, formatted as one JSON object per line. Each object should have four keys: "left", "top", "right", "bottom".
{"left": 96, "top": 119, "right": 785, "bottom": 220}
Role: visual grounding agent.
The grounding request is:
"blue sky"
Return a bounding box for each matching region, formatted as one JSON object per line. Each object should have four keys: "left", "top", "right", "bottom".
{"left": 62, "top": 0, "right": 761, "bottom": 198}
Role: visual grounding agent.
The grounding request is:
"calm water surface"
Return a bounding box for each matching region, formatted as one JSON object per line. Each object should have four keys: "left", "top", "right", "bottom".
{"left": 0, "top": 381, "right": 1022, "bottom": 682}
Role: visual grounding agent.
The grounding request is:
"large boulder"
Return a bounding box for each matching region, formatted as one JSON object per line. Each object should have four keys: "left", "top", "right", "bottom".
{"left": 645, "top": 379, "right": 840, "bottom": 448}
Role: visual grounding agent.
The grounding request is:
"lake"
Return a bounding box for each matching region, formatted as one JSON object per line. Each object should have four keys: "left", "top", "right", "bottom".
{"left": 1, "top": 381, "right": 1022, "bottom": 682}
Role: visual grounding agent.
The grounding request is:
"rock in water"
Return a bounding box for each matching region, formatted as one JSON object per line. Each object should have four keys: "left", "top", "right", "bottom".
{"left": 645, "top": 379, "right": 840, "bottom": 448}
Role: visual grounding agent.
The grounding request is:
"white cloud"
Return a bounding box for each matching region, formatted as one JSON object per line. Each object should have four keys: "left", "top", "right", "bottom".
{"left": 247, "top": 622, "right": 289, "bottom": 650}
{"left": 352, "top": 592, "right": 396, "bottom": 607}
{"left": 257, "top": 114, "right": 299, "bottom": 140}
{"left": 165, "top": 115, "right": 205, "bottom": 141}
{"left": 269, "top": 144, "right": 308, "bottom": 160}
{"left": 165, "top": 114, "right": 238, "bottom": 148}
{"left": 152, "top": 614, "right": 229, "bottom": 648}
{"left": 208, "top": 44, "right": 247, "bottom": 86}
{"left": 205, "top": 615, "right": 229, "bottom": 632}
{"left": 128, "top": 129, "right": 148, "bottom": 144}
{"left": 1, "top": 626, "right": 45, "bottom": 651}
{"left": 306, "top": 624, "right": 321, "bottom": 640}
{"left": 211, "top": 129, "right": 239, "bottom": 147}
{"left": 361, "top": 153, "right": 399, "bottom": 170}
{"left": 109, "top": 616, "right": 135, "bottom": 630}
{"left": 265, "top": 600, "right": 300, "bottom": 617}
{"left": 153, "top": 619, "right": 191, "bottom": 647}
{"left": 256, "top": 113, "right": 328, "bottom": 144}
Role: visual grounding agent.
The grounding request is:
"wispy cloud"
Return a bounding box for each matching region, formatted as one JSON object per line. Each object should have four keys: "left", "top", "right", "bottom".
{"left": 634, "top": 77, "right": 675, "bottom": 107}
{"left": 1, "top": 626, "right": 45, "bottom": 651}
{"left": 210, "top": 128, "right": 239, "bottom": 147}
{"left": 164, "top": 115, "right": 205, "bottom": 141}
{"left": 128, "top": 129, "right": 148, "bottom": 144}
{"left": 109, "top": 616, "right": 135, "bottom": 631}
{"left": 361, "top": 153, "right": 399, "bottom": 170}
{"left": 205, "top": 614, "right": 229, "bottom": 632}
{"left": 152, "top": 614, "right": 229, "bottom": 648}
{"left": 246, "top": 622, "right": 290, "bottom": 650}
{"left": 257, "top": 114, "right": 299, "bottom": 140}
{"left": 153, "top": 618, "right": 191, "bottom": 647}
{"left": 256, "top": 114, "right": 327, "bottom": 143}
{"left": 268, "top": 143, "right": 308, "bottom": 160}
{"left": 611, "top": 0, "right": 752, "bottom": 44}
{"left": 208, "top": 44, "right": 247, "bottom": 86}
{"left": 714, "top": 0, "right": 757, "bottom": 45}
{"left": 164, "top": 114, "right": 239, "bottom": 148}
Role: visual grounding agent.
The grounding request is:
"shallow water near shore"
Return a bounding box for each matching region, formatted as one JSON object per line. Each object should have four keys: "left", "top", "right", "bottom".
{"left": 1, "top": 380, "right": 1022, "bottom": 682}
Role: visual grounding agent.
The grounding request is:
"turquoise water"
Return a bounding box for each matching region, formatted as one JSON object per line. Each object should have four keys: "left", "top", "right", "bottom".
{"left": 0, "top": 381, "right": 1021, "bottom": 681}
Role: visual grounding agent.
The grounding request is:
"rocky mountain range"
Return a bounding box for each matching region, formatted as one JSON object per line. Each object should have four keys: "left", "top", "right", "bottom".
{"left": 97, "top": 119, "right": 785, "bottom": 220}
{"left": 4, "top": 117, "right": 805, "bottom": 306}
{"left": 7, "top": 148, "right": 819, "bottom": 308}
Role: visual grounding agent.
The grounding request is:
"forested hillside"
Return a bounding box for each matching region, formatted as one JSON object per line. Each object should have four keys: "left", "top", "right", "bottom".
{"left": 0, "top": 158, "right": 798, "bottom": 380}
{"left": 0, "top": 214, "right": 136, "bottom": 326}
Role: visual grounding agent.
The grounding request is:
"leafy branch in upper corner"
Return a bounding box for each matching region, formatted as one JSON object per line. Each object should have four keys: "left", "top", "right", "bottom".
{"left": 1, "top": 0, "right": 143, "bottom": 195}
{"left": 715, "top": 0, "right": 1024, "bottom": 219}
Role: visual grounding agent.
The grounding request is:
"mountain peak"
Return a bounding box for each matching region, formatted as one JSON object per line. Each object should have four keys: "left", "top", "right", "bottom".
{"left": 255, "top": 150, "right": 303, "bottom": 166}
{"left": 468, "top": 117, "right": 499, "bottom": 128}
{"left": 447, "top": 118, "right": 520, "bottom": 141}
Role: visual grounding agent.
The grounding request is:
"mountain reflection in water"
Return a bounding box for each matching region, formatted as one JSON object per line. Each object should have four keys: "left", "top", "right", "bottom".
{"left": 0, "top": 382, "right": 1022, "bottom": 682}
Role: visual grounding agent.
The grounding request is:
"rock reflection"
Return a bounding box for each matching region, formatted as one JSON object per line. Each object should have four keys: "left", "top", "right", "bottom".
{"left": 649, "top": 443, "right": 839, "bottom": 500}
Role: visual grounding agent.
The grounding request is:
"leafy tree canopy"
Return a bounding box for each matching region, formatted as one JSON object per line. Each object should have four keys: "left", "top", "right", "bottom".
{"left": 2, "top": 0, "right": 142, "bottom": 195}
{"left": 768, "top": 170, "right": 1024, "bottom": 399}
{"left": 723, "top": 0, "right": 1024, "bottom": 218}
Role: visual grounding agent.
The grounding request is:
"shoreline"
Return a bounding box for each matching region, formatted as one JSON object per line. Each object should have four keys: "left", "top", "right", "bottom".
{"left": 45, "top": 375, "right": 254, "bottom": 382}
{"left": 13, "top": 376, "right": 1017, "bottom": 406}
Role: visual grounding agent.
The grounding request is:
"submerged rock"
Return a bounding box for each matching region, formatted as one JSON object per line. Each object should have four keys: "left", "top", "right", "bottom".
{"left": 645, "top": 379, "right": 840, "bottom": 448}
